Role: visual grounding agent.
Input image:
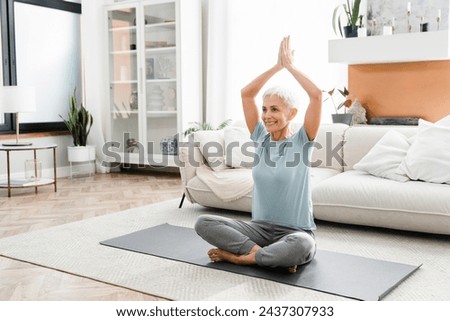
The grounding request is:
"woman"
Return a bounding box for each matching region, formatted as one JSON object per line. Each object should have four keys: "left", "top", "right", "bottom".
{"left": 195, "top": 36, "right": 322, "bottom": 273}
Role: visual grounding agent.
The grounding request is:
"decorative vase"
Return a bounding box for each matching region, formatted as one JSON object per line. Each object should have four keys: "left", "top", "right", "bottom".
{"left": 129, "top": 91, "right": 138, "bottom": 110}
{"left": 25, "top": 159, "right": 42, "bottom": 182}
{"left": 160, "top": 136, "right": 178, "bottom": 155}
{"left": 344, "top": 26, "right": 358, "bottom": 38}
{"left": 332, "top": 113, "right": 353, "bottom": 125}
{"left": 148, "top": 85, "right": 165, "bottom": 111}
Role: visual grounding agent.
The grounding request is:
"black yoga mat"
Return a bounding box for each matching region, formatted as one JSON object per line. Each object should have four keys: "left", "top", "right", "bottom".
{"left": 100, "top": 223, "right": 420, "bottom": 301}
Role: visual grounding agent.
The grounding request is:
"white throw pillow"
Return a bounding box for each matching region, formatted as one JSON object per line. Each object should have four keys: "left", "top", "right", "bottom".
{"left": 223, "top": 126, "right": 255, "bottom": 168}
{"left": 397, "top": 119, "right": 450, "bottom": 184}
{"left": 353, "top": 130, "right": 410, "bottom": 182}
{"left": 194, "top": 130, "right": 226, "bottom": 171}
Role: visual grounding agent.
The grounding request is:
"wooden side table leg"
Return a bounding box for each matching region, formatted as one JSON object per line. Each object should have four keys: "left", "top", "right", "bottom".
{"left": 53, "top": 147, "right": 57, "bottom": 192}
{"left": 34, "top": 150, "right": 38, "bottom": 194}
{"left": 6, "top": 151, "right": 11, "bottom": 197}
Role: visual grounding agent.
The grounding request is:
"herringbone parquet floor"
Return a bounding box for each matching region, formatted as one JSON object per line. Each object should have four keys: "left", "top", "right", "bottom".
{"left": 0, "top": 170, "right": 184, "bottom": 301}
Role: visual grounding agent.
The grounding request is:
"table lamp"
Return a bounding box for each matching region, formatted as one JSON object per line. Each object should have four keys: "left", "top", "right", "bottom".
{"left": 0, "top": 86, "right": 36, "bottom": 146}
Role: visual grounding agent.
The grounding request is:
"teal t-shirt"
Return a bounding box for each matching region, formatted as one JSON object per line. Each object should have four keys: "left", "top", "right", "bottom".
{"left": 250, "top": 121, "right": 316, "bottom": 230}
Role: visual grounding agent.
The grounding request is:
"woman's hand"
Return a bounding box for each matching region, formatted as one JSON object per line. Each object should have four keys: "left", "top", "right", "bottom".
{"left": 279, "top": 36, "right": 295, "bottom": 70}
{"left": 276, "top": 38, "right": 284, "bottom": 70}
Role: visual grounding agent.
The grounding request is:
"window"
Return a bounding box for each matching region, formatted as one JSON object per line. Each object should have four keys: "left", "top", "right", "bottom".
{"left": 0, "top": 0, "right": 82, "bottom": 133}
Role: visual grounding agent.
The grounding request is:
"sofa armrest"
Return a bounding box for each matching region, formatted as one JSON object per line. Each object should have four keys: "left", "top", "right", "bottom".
{"left": 178, "top": 144, "right": 205, "bottom": 187}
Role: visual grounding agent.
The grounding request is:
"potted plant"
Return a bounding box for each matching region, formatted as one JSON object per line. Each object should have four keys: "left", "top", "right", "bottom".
{"left": 333, "top": 0, "right": 363, "bottom": 38}
{"left": 183, "top": 119, "right": 232, "bottom": 137}
{"left": 323, "top": 87, "right": 353, "bottom": 125}
{"left": 60, "top": 88, "right": 95, "bottom": 163}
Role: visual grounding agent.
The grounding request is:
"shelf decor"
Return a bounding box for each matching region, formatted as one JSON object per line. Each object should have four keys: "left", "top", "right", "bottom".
{"left": 366, "top": 0, "right": 448, "bottom": 35}
{"left": 323, "top": 87, "right": 354, "bottom": 125}
{"left": 25, "top": 159, "right": 42, "bottom": 182}
{"left": 333, "top": 0, "right": 363, "bottom": 38}
{"left": 328, "top": 30, "right": 450, "bottom": 64}
{"left": 106, "top": 0, "right": 201, "bottom": 167}
{"left": 160, "top": 136, "right": 177, "bottom": 155}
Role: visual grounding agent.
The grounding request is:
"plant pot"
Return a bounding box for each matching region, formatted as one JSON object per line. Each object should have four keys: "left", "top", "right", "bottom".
{"left": 68, "top": 145, "right": 96, "bottom": 162}
{"left": 344, "top": 25, "right": 358, "bottom": 38}
{"left": 332, "top": 113, "right": 353, "bottom": 125}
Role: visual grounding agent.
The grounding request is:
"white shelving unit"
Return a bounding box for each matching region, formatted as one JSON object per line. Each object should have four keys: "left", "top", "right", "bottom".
{"left": 329, "top": 30, "right": 450, "bottom": 64}
{"left": 105, "top": 0, "right": 202, "bottom": 167}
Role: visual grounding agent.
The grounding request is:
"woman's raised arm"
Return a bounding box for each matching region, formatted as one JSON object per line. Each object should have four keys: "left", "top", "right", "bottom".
{"left": 279, "top": 36, "right": 322, "bottom": 140}
{"left": 241, "top": 41, "right": 283, "bottom": 134}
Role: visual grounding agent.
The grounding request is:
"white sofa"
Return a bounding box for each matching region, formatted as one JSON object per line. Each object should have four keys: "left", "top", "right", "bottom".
{"left": 179, "top": 123, "right": 450, "bottom": 235}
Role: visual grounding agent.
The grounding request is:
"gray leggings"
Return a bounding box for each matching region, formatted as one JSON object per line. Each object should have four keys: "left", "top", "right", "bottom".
{"left": 194, "top": 214, "right": 316, "bottom": 269}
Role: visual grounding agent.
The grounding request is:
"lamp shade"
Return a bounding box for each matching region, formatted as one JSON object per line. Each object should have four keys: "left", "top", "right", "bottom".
{"left": 0, "top": 86, "right": 36, "bottom": 113}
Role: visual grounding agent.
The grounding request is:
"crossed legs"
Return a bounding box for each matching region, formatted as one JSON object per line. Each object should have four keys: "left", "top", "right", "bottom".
{"left": 194, "top": 214, "right": 316, "bottom": 272}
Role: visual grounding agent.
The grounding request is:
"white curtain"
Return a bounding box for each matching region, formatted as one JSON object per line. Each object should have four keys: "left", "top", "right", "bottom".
{"left": 204, "top": 0, "right": 348, "bottom": 125}
{"left": 204, "top": 0, "right": 234, "bottom": 126}
{"left": 81, "top": 0, "right": 110, "bottom": 173}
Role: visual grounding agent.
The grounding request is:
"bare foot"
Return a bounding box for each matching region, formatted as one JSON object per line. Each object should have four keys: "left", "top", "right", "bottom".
{"left": 208, "top": 248, "right": 233, "bottom": 263}
{"left": 207, "top": 245, "right": 261, "bottom": 265}
{"left": 288, "top": 265, "right": 297, "bottom": 273}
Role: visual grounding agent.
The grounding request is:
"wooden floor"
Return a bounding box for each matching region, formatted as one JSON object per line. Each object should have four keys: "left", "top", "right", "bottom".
{"left": 0, "top": 170, "right": 184, "bottom": 301}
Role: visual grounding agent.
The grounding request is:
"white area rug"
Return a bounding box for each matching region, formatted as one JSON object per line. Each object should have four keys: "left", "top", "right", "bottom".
{"left": 0, "top": 199, "right": 449, "bottom": 301}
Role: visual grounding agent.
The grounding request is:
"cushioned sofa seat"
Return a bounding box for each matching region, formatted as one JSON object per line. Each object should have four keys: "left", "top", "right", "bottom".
{"left": 311, "top": 167, "right": 341, "bottom": 185}
{"left": 187, "top": 167, "right": 342, "bottom": 213}
{"left": 313, "top": 170, "right": 450, "bottom": 235}
{"left": 179, "top": 121, "right": 450, "bottom": 235}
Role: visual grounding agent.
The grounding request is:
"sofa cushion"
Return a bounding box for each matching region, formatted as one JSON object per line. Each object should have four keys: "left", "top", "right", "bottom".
{"left": 196, "top": 165, "right": 253, "bottom": 202}
{"left": 312, "top": 170, "right": 450, "bottom": 235}
{"left": 310, "top": 167, "right": 341, "bottom": 186}
{"left": 311, "top": 123, "right": 348, "bottom": 172}
{"left": 223, "top": 126, "right": 255, "bottom": 168}
{"left": 353, "top": 130, "right": 410, "bottom": 182}
{"left": 343, "top": 126, "right": 418, "bottom": 171}
{"left": 194, "top": 130, "right": 226, "bottom": 171}
{"left": 185, "top": 166, "right": 339, "bottom": 214}
{"left": 397, "top": 119, "right": 450, "bottom": 184}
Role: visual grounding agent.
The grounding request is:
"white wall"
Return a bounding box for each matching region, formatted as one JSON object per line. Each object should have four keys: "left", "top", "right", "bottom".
{"left": 1, "top": 0, "right": 350, "bottom": 179}
{"left": 205, "top": 0, "right": 348, "bottom": 126}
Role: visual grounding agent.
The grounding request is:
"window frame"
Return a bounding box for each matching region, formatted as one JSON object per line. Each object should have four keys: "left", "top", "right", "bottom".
{"left": 0, "top": 0, "right": 82, "bottom": 134}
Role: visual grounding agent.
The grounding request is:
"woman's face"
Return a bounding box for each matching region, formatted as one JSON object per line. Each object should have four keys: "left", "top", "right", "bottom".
{"left": 261, "top": 94, "right": 294, "bottom": 134}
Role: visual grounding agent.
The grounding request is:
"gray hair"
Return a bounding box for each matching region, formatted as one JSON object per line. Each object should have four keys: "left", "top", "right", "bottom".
{"left": 262, "top": 86, "right": 300, "bottom": 109}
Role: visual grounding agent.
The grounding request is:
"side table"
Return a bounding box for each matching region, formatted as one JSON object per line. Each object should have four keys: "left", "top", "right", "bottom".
{"left": 0, "top": 144, "right": 57, "bottom": 197}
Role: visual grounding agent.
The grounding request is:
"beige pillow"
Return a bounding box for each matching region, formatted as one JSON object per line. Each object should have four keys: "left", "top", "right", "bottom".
{"left": 353, "top": 130, "right": 410, "bottom": 182}
{"left": 397, "top": 119, "right": 450, "bottom": 184}
{"left": 223, "top": 126, "right": 255, "bottom": 168}
{"left": 194, "top": 130, "right": 226, "bottom": 171}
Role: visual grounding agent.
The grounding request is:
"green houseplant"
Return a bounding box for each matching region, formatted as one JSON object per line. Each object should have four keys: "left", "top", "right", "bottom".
{"left": 60, "top": 88, "right": 93, "bottom": 146}
{"left": 60, "top": 88, "right": 95, "bottom": 168}
{"left": 333, "top": 0, "right": 363, "bottom": 38}
{"left": 183, "top": 119, "right": 232, "bottom": 137}
{"left": 323, "top": 87, "right": 353, "bottom": 125}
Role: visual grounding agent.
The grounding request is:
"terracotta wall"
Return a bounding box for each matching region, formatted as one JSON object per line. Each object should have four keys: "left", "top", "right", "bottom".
{"left": 348, "top": 61, "right": 450, "bottom": 122}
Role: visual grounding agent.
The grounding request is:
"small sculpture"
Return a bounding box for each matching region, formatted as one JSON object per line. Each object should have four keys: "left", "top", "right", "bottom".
{"left": 348, "top": 99, "right": 367, "bottom": 124}
{"left": 126, "top": 138, "right": 139, "bottom": 153}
